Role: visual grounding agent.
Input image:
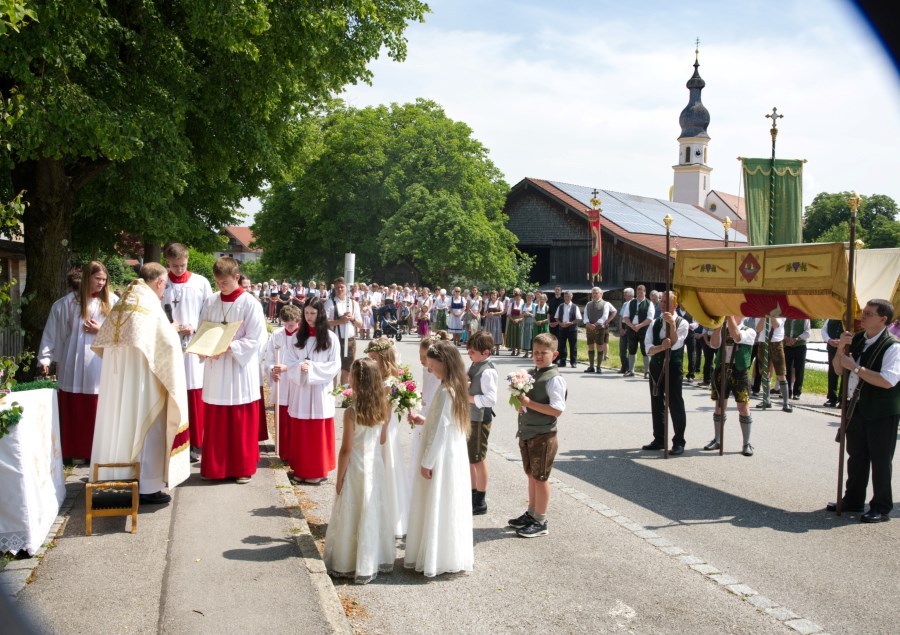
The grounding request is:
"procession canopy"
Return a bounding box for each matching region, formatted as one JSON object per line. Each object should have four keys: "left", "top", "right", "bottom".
{"left": 674, "top": 243, "right": 900, "bottom": 328}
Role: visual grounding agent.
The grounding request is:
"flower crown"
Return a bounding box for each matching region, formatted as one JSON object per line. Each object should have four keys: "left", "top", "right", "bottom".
{"left": 364, "top": 339, "right": 394, "bottom": 353}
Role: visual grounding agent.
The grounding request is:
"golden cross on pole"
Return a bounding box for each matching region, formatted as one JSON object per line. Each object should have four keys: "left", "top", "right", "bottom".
{"left": 589, "top": 188, "right": 601, "bottom": 210}
{"left": 766, "top": 107, "right": 783, "bottom": 141}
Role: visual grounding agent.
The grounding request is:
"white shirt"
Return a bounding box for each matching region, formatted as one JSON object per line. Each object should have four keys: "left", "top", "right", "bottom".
{"left": 524, "top": 375, "right": 567, "bottom": 413}
{"left": 848, "top": 328, "right": 900, "bottom": 392}
{"left": 644, "top": 315, "right": 690, "bottom": 352}
{"left": 473, "top": 367, "right": 498, "bottom": 410}
{"left": 199, "top": 291, "right": 267, "bottom": 405}
{"left": 163, "top": 272, "right": 213, "bottom": 390}
{"left": 325, "top": 295, "right": 361, "bottom": 340}
{"left": 583, "top": 300, "right": 613, "bottom": 326}
{"left": 752, "top": 317, "right": 784, "bottom": 343}
{"left": 555, "top": 302, "right": 582, "bottom": 324}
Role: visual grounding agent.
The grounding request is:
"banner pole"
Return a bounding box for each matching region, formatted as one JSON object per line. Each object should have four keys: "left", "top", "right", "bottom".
{"left": 274, "top": 344, "right": 281, "bottom": 458}
{"left": 835, "top": 192, "right": 860, "bottom": 516}
{"left": 662, "top": 215, "right": 673, "bottom": 458}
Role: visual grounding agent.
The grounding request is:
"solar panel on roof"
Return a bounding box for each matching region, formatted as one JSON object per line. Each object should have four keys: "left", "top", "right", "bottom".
{"left": 545, "top": 180, "right": 747, "bottom": 242}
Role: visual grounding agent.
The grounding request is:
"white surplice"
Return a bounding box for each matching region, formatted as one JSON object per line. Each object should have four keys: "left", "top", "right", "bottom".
{"left": 286, "top": 330, "right": 341, "bottom": 419}
{"left": 199, "top": 292, "right": 268, "bottom": 406}
{"left": 404, "top": 386, "right": 474, "bottom": 577}
{"left": 163, "top": 272, "right": 212, "bottom": 389}
{"left": 38, "top": 292, "right": 119, "bottom": 394}
{"left": 264, "top": 327, "right": 302, "bottom": 406}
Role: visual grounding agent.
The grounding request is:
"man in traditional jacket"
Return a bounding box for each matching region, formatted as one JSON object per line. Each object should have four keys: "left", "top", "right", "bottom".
{"left": 90, "top": 263, "right": 190, "bottom": 505}
{"left": 641, "top": 292, "right": 689, "bottom": 455}
{"left": 622, "top": 285, "right": 655, "bottom": 378}
{"left": 828, "top": 299, "right": 899, "bottom": 523}
{"left": 582, "top": 287, "right": 615, "bottom": 374}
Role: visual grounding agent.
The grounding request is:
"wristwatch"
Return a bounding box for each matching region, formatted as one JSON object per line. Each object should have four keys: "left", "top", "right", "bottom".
{"left": 853, "top": 366, "right": 861, "bottom": 375}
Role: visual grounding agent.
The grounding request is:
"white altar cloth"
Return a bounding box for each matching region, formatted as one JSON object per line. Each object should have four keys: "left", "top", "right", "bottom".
{"left": 0, "top": 389, "right": 66, "bottom": 555}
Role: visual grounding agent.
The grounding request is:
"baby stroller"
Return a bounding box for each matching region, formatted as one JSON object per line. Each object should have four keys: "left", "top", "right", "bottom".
{"left": 374, "top": 312, "right": 403, "bottom": 341}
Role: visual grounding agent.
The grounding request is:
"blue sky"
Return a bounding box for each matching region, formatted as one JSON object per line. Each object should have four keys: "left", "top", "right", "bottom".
{"left": 242, "top": 0, "right": 900, "bottom": 220}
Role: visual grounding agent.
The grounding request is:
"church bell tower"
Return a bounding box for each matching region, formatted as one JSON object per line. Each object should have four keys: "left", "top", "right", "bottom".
{"left": 672, "top": 45, "right": 712, "bottom": 207}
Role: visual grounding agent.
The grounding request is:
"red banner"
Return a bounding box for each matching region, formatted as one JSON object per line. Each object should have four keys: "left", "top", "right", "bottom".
{"left": 588, "top": 209, "right": 601, "bottom": 279}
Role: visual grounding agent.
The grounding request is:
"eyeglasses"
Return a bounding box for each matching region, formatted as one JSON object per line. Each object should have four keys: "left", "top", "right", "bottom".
{"left": 861, "top": 309, "right": 880, "bottom": 318}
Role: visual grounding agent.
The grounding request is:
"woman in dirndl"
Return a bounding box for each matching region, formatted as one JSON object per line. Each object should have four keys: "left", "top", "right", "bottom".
{"left": 504, "top": 288, "right": 524, "bottom": 356}
{"left": 520, "top": 291, "right": 536, "bottom": 357}
{"left": 484, "top": 290, "right": 504, "bottom": 355}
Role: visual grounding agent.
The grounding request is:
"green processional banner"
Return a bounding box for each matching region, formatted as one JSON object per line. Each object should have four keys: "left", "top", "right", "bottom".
{"left": 742, "top": 158, "right": 804, "bottom": 246}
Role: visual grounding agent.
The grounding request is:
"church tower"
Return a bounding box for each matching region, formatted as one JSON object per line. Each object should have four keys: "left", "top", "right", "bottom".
{"left": 672, "top": 47, "right": 712, "bottom": 207}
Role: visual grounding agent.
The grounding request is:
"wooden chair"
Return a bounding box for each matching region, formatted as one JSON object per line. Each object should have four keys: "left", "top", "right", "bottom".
{"left": 85, "top": 462, "right": 140, "bottom": 535}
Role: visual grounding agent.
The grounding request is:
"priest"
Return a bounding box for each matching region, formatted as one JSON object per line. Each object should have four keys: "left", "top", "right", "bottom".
{"left": 90, "top": 263, "right": 191, "bottom": 504}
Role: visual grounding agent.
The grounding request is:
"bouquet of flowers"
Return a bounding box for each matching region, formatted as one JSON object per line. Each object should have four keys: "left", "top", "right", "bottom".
{"left": 330, "top": 384, "right": 353, "bottom": 408}
{"left": 507, "top": 369, "right": 535, "bottom": 410}
{"left": 389, "top": 369, "right": 422, "bottom": 428}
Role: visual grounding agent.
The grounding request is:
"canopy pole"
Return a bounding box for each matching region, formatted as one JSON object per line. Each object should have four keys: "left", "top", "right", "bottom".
{"left": 835, "top": 192, "right": 860, "bottom": 516}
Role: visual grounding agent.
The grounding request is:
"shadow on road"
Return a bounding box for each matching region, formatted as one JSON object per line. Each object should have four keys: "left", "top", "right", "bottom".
{"left": 552, "top": 447, "right": 877, "bottom": 534}
{"left": 222, "top": 534, "right": 298, "bottom": 561}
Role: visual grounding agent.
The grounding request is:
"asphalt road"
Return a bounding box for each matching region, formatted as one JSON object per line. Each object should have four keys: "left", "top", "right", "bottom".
{"left": 297, "top": 337, "right": 898, "bottom": 635}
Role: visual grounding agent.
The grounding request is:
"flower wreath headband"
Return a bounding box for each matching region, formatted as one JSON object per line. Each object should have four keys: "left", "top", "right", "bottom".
{"left": 364, "top": 339, "right": 394, "bottom": 353}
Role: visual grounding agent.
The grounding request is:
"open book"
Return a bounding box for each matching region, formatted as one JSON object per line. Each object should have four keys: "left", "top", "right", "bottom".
{"left": 185, "top": 320, "right": 243, "bottom": 357}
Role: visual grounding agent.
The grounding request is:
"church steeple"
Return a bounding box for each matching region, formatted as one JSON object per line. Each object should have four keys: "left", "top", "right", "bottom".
{"left": 679, "top": 46, "right": 710, "bottom": 139}
{"left": 672, "top": 42, "right": 712, "bottom": 207}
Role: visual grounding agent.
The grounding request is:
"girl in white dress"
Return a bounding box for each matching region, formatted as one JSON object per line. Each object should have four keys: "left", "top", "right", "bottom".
{"left": 405, "top": 340, "right": 474, "bottom": 577}
{"left": 324, "top": 358, "right": 395, "bottom": 584}
{"left": 406, "top": 332, "right": 445, "bottom": 492}
{"left": 365, "top": 337, "right": 411, "bottom": 538}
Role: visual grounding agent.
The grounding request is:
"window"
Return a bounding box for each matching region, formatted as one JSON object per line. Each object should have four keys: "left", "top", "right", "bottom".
{"left": 684, "top": 146, "right": 691, "bottom": 163}
{"left": 710, "top": 203, "right": 717, "bottom": 212}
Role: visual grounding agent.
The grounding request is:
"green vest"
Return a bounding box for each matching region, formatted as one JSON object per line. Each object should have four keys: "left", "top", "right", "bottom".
{"left": 649, "top": 317, "right": 684, "bottom": 370}
{"left": 517, "top": 365, "right": 563, "bottom": 440}
{"left": 467, "top": 359, "right": 496, "bottom": 422}
{"left": 629, "top": 298, "right": 650, "bottom": 324}
{"left": 850, "top": 329, "right": 900, "bottom": 419}
{"left": 783, "top": 319, "right": 807, "bottom": 348}
{"left": 825, "top": 319, "right": 845, "bottom": 342}
{"left": 714, "top": 329, "right": 752, "bottom": 372}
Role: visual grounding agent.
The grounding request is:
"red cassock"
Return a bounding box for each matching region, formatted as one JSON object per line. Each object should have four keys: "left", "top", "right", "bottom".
{"left": 258, "top": 386, "right": 269, "bottom": 441}
{"left": 277, "top": 405, "right": 291, "bottom": 461}
{"left": 186, "top": 388, "right": 205, "bottom": 448}
{"left": 200, "top": 401, "right": 261, "bottom": 479}
{"left": 57, "top": 390, "right": 99, "bottom": 460}
{"left": 286, "top": 417, "right": 336, "bottom": 479}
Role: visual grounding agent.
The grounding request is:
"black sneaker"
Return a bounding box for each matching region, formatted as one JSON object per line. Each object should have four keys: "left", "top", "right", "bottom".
{"left": 583, "top": 366, "right": 595, "bottom": 373}
{"left": 508, "top": 511, "right": 534, "bottom": 529}
{"left": 473, "top": 501, "right": 487, "bottom": 515}
{"left": 516, "top": 519, "right": 549, "bottom": 538}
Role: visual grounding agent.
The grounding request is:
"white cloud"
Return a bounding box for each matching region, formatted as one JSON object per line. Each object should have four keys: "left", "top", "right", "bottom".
{"left": 342, "top": 0, "right": 900, "bottom": 210}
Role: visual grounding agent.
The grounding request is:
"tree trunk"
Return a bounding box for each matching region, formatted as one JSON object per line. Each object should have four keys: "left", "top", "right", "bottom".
{"left": 14, "top": 158, "right": 74, "bottom": 375}
{"left": 143, "top": 241, "right": 161, "bottom": 266}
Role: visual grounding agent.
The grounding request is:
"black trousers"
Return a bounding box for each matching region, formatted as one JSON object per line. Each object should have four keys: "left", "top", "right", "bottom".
{"left": 844, "top": 413, "right": 899, "bottom": 513}
{"left": 783, "top": 345, "right": 807, "bottom": 397}
{"left": 685, "top": 334, "right": 698, "bottom": 377}
{"left": 619, "top": 328, "right": 629, "bottom": 369}
{"left": 649, "top": 364, "right": 686, "bottom": 446}
{"left": 558, "top": 327, "right": 578, "bottom": 365}
{"left": 826, "top": 345, "right": 842, "bottom": 402}
{"left": 627, "top": 326, "right": 649, "bottom": 356}
{"left": 700, "top": 341, "right": 714, "bottom": 383}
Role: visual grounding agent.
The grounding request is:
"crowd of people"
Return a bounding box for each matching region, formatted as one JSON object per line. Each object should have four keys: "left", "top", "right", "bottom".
{"left": 34, "top": 251, "right": 900, "bottom": 584}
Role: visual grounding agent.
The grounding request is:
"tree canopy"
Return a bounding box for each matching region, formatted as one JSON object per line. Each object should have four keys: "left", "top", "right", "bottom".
{"left": 804, "top": 191, "right": 900, "bottom": 247}
{"left": 253, "top": 99, "right": 528, "bottom": 287}
{"left": 0, "top": 0, "right": 428, "bottom": 355}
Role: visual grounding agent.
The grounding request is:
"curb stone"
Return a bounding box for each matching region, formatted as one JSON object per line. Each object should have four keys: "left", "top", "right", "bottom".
{"left": 263, "top": 444, "right": 353, "bottom": 635}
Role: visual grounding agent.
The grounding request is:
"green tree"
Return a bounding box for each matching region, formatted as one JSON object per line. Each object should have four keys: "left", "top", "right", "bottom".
{"left": 1, "top": 0, "right": 427, "bottom": 358}
{"left": 254, "top": 99, "right": 525, "bottom": 285}
{"left": 865, "top": 216, "right": 900, "bottom": 249}
{"left": 804, "top": 192, "right": 898, "bottom": 242}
